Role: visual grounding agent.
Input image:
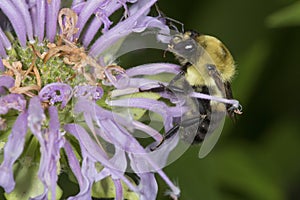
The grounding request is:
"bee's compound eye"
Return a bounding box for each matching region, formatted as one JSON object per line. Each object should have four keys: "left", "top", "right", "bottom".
{"left": 185, "top": 44, "right": 193, "bottom": 50}
{"left": 206, "top": 64, "right": 216, "bottom": 71}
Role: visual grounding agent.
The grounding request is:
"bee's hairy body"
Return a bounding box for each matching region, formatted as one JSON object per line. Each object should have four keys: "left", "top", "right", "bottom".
{"left": 171, "top": 31, "right": 235, "bottom": 87}
{"left": 168, "top": 30, "right": 236, "bottom": 144}
{"left": 141, "top": 29, "right": 237, "bottom": 149}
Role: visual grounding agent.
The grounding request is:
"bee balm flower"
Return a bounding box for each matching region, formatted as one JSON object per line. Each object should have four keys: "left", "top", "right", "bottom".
{"left": 0, "top": 0, "right": 181, "bottom": 199}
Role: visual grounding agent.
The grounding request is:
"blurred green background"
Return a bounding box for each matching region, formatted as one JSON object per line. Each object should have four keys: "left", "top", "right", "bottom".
{"left": 155, "top": 0, "right": 300, "bottom": 199}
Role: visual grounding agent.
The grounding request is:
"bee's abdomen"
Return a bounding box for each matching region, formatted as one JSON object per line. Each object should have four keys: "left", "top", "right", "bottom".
{"left": 192, "top": 86, "right": 211, "bottom": 144}
{"left": 192, "top": 117, "right": 210, "bottom": 144}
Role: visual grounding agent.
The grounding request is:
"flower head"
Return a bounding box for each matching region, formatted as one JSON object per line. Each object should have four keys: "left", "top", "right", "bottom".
{"left": 0, "top": 0, "right": 182, "bottom": 199}
{"left": 0, "top": 0, "right": 241, "bottom": 199}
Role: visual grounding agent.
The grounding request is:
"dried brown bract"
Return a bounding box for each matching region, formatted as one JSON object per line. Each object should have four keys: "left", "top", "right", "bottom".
{"left": 2, "top": 58, "right": 41, "bottom": 97}
{"left": 43, "top": 8, "right": 125, "bottom": 85}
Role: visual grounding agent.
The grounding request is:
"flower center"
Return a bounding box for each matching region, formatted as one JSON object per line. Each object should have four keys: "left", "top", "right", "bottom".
{"left": 1, "top": 8, "right": 123, "bottom": 103}
{"left": 2, "top": 40, "right": 77, "bottom": 95}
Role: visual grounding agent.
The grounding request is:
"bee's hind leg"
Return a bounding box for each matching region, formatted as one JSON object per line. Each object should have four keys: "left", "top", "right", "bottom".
{"left": 150, "top": 124, "right": 180, "bottom": 151}
{"left": 139, "top": 71, "right": 186, "bottom": 93}
{"left": 151, "top": 115, "right": 205, "bottom": 151}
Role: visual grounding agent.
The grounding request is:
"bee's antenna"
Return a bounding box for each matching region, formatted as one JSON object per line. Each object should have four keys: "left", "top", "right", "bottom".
{"left": 154, "top": 3, "right": 184, "bottom": 33}
{"left": 154, "top": 3, "right": 164, "bottom": 18}
{"left": 165, "top": 17, "right": 184, "bottom": 33}
{"left": 163, "top": 48, "right": 168, "bottom": 58}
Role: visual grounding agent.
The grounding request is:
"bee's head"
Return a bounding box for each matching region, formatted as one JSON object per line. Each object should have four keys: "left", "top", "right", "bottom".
{"left": 168, "top": 31, "right": 203, "bottom": 64}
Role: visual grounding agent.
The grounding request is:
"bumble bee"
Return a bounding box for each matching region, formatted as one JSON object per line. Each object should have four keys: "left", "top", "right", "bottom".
{"left": 165, "top": 30, "right": 239, "bottom": 155}
{"left": 138, "top": 4, "right": 241, "bottom": 156}
{"left": 169, "top": 30, "right": 236, "bottom": 119}
{"left": 142, "top": 29, "right": 240, "bottom": 156}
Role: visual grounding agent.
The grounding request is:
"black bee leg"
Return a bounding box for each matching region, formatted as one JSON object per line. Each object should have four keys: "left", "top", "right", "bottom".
{"left": 150, "top": 124, "right": 180, "bottom": 151}
{"left": 169, "top": 70, "right": 185, "bottom": 85}
{"left": 139, "top": 71, "right": 186, "bottom": 93}
{"left": 138, "top": 81, "right": 184, "bottom": 94}
{"left": 150, "top": 116, "right": 205, "bottom": 151}
{"left": 139, "top": 82, "right": 167, "bottom": 93}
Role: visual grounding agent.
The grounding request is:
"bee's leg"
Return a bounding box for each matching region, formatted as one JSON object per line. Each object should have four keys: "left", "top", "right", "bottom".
{"left": 139, "top": 71, "right": 186, "bottom": 93}
{"left": 151, "top": 116, "right": 205, "bottom": 151}
{"left": 139, "top": 82, "right": 167, "bottom": 93}
{"left": 168, "top": 70, "right": 185, "bottom": 85}
{"left": 150, "top": 124, "right": 180, "bottom": 151}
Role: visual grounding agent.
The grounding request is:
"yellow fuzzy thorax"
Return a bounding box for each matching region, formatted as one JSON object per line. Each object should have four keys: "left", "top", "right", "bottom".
{"left": 184, "top": 34, "right": 236, "bottom": 87}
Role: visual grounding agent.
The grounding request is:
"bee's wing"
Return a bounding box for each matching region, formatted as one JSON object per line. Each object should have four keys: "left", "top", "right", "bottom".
{"left": 196, "top": 52, "right": 228, "bottom": 158}
{"left": 198, "top": 108, "right": 226, "bottom": 158}
{"left": 167, "top": 36, "right": 232, "bottom": 158}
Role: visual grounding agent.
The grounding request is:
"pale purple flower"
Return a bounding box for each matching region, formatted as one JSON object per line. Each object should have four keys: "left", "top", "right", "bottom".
{"left": 0, "top": 0, "right": 241, "bottom": 199}
{"left": 0, "top": 0, "right": 181, "bottom": 199}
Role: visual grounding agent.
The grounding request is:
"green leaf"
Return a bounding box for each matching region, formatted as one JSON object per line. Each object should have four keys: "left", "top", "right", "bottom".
{"left": 4, "top": 159, "right": 62, "bottom": 200}
{"left": 266, "top": 2, "right": 300, "bottom": 27}
{"left": 92, "top": 176, "right": 139, "bottom": 200}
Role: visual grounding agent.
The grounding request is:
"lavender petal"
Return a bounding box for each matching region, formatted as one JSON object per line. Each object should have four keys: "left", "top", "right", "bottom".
{"left": 28, "top": 96, "right": 45, "bottom": 134}
{"left": 0, "top": 75, "right": 14, "bottom": 96}
{"left": 132, "top": 16, "right": 165, "bottom": 33}
{"left": 75, "top": 97, "right": 162, "bottom": 142}
{"left": 126, "top": 63, "right": 180, "bottom": 77}
{"left": 0, "top": 41, "right": 7, "bottom": 58}
{"left": 11, "top": 0, "right": 34, "bottom": 43}
{"left": 138, "top": 173, "right": 158, "bottom": 200}
{"left": 97, "top": 115, "right": 180, "bottom": 196}
{"left": 64, "top": 123, "right": 118, "bottom": 171}
{"left": 36, "top": 0, "right": 46, "bottom": 42}
{"left": 128, "top": 0, "right": 151, "bottom": 16}
{"left": 77, "top": 98, "right": 180, "bottom": 196}
{"left": 73, "top": 90, "right": 180, "bottom": 197}
{"left": 71, "top": 0, "right": 86, "bottom": 8}
{"left": 127, "top": 78, "right": 167, "bottom": 89}
{"left": 0, "top": 26, "right": 11, "bottom": 50}
{"left": 29, "top": 3, "right": 37, "bottom": 40}
{"left": 0, "top": 59, "right": 4, "bottom": 71}
{"left": 64, "top": 123, "right": 139, "bottom": 193}
{"left": 63, "top": 141, "right": 84, "bottom": 187}
{"left": 71, "top": 1, "right": 86, "bottom": 13}
{"left": 46, "top": 0, "right": 61, "bottom": 42}
{"left": 28, "top": 97, "right": 48, "bottom": 199}
{"left": 113, "top": 179, "right": 123, "bottom": 200}
{"left": 82, "top": 0, "right": 122, "bottom": 46}
{"left": 75, "top": 0, "right": 105, "bottom": 39}
{"left": 0, "top": 112, "right": 28, "bottom": 193}
{"left": 0, "top": 93, "right": 26, "bottom": 114}
{"left": 0, "top": 0, "right": 27, "bottom": 47}
{"left": 95, "top": 6, "right": 112, "bottom": 33}
{"left": 28, "top": 99, "right": 65, "bottom": 200}
{"left": 39, "top": 83, "right": 73, "bottom": 108}
{"left": 47, "top": 106, "right": 65, "bottom": 200}
{"left": 73, "top": 85, "right": 103, "bottom": 101}
{"left": 77, "top": 157, "right": 95, "bottom": 200}
{"left": 107, "top": 98, "right": 184, "bottom": 131}
{"left": 89, "top": 0, "right": 157, "bottom": 57}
